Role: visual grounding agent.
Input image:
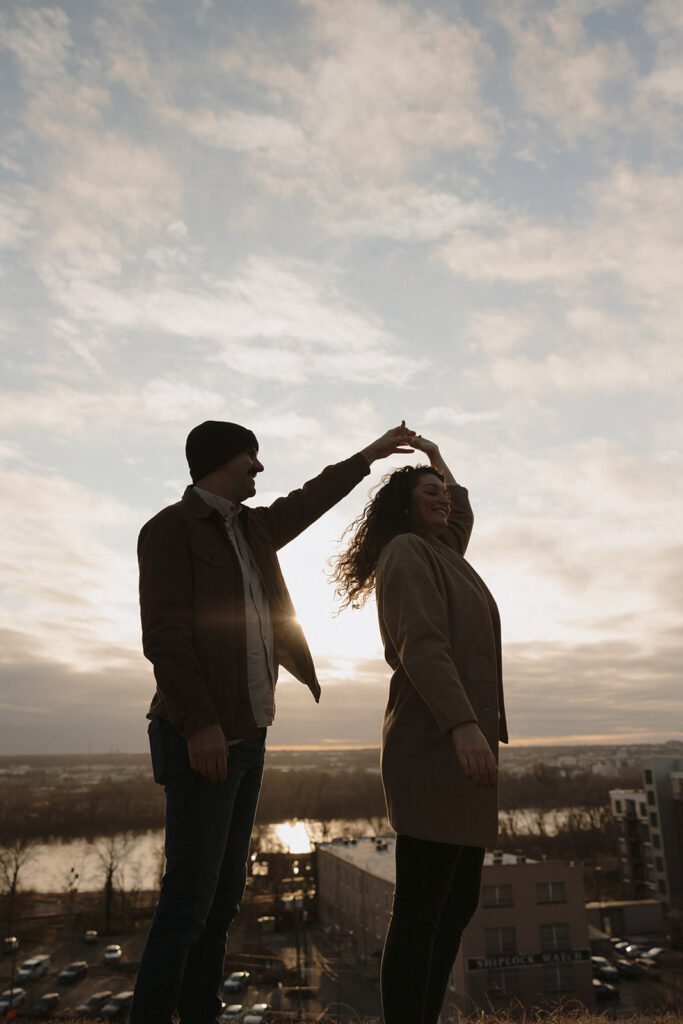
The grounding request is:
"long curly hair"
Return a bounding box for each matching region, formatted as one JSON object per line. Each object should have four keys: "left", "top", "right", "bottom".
{"left": 330, "top": 464, "right": 444, "bottom": 610}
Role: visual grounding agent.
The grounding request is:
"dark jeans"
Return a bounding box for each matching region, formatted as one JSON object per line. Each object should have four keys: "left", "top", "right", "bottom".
{"left": 381, "top": 835, "right": 485, "bottom": 1024}
{"left": 130, "top": 719, "right": 266, "bottom": 1024}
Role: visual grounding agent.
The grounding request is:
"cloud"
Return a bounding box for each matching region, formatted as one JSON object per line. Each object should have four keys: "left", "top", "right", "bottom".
{"left": 0, "top": 460, "right": 142, "bottom": 671}
{"left": 1, "top": 6, "right": 72, "bottom": 83}
{"left": 496, "top": 1, "right": 634, "bottom": 147}
{"left": 180, "top": 0, "right": 498, "bottom": 203}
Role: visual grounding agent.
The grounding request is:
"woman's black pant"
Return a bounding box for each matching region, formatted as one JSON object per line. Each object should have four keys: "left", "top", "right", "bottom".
{"left": 381, "top": 835, "right": 485, "bottom": 1024}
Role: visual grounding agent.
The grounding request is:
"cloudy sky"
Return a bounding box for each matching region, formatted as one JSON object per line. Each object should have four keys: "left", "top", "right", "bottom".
{"left": 1, "top": 0, "right": 681, "bottom": 755}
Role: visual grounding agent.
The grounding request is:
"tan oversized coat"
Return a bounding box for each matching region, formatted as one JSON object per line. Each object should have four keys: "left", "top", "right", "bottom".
{"left": 376, "top": 483, "right": 508, "bottom": 847}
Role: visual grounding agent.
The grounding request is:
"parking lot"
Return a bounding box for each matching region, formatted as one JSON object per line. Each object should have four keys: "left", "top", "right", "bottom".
{"left": 0, "top": 932, "right": 142, "bottom": 1018}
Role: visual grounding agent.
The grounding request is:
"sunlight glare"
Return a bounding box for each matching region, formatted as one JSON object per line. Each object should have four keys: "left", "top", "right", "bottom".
{"left": 273, "top": 820, "right": 312, "bottom": 854}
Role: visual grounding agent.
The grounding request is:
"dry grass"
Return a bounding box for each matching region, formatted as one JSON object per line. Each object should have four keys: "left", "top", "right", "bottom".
{"left": 40, "top": 1013, "right": 683, "bottom": 1024}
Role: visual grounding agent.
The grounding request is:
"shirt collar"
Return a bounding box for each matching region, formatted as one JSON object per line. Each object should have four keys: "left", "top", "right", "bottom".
{"left": 193, "top": 486, "right": 242, "bottom": 525}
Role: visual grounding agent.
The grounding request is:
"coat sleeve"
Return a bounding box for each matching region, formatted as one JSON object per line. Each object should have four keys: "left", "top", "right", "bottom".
{"left": 256, "top": 452, "right": 371, "bottom": 551}
{"left": 439, "top": 483, "right": 474, "bottom": 556}
{"left": 138, "top": 513, "right": 218, "bottom": 739}
{"left": 376, "top": 535, "right": 478, "bottom": 735}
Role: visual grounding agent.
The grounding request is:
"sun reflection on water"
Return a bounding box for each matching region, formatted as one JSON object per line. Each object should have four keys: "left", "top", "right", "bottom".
{"left": 272, "top": 820, "right": 312, "bottom": 854}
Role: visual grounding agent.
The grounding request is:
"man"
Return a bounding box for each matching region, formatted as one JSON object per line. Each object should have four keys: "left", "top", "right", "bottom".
{"left": 130, "top": 419, "right": 414, "bottom": 1024}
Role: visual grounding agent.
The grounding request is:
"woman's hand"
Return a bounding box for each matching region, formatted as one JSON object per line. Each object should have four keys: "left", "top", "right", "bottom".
{"left": 451, "top": 721, "right": 498, "bottom": 787}
{"left": 411, "top": 434, "right": 456, "bottom": 485}
{"left": 361, "top": 422, "right": 416, "bottom": 464}
{"left": 410, "top": 433, "right": 440, "bottom": 458}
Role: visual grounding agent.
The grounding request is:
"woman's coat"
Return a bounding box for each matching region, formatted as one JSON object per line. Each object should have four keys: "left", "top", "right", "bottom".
{"left": 376, "top": 483, "right": 508, "bottom": 847}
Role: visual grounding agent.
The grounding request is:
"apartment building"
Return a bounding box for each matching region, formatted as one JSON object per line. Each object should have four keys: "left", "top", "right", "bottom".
{"left": 610, "top": 756, "right": 683, "bottom": 916}
{"left": 316, "top": 837, "right": 594, "bottom": 1016}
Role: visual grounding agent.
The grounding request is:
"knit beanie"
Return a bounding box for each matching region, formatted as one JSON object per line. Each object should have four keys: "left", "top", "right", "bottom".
{"left": 185, "top": 421, "right": 258, "bottom": 483}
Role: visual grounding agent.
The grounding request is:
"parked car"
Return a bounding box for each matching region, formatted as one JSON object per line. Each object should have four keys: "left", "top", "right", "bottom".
{"left": 614, "top": 956, "right": 641, "bottom": 978}
{"left": 2, "top": 936, "right": 19, "bottom": 955}
{"left": 75, "top": 989, "right": 113, "bottom": 1016}
{"left": 100, "top": 989, "right": 135, "bottom": 1019}
{"left": 591, "top": 955, "right": 619, "bottom": 982}
{"left": 593, "top": 978, "right": 619, "bottom": 1001}
{"left": 223, "top": 971, "right": 250, "bottom": 993}
{"left": 624, "top": 943, "right": 647, "bottom": 959}
{"left": 58, "top": 959, "right": 89, "bottom": 983}
{"left": 83, "top": 929, "right": 99, "bottom": 944}
{"left": 611, "top": 939, "right": 631, "bottom": 954}
{"left": 645, "top": 946, "right": 679, "bottom": 963}
{"left": 104, "top": 943, "right": 123, "bottom": 962}
{"left": 220, "top": 1006, "right": 244, "bottom": 1021}
{"left": 36, "top": 991, "right": 61, "bottom": 1015}
{"left": 0, "top": 987, "right": 28, "bottom": 1012}
{"left": 636, "top": 955, "right": 660, "bottom": 972}
{"left": 14, "top": 954, "right": 51, "bottom": 981}
{"left": 242, "top": 1002, "right": 271, "bottom": 1024}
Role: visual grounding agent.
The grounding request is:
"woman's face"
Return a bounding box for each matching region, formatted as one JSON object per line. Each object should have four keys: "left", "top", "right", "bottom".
{"left": 410, "top": 473, "right": 450, "bottom": 536}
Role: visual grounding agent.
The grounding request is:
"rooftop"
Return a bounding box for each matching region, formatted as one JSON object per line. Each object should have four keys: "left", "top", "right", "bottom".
{"left": 317, "top": 836, "right": 537, "bottom": 884}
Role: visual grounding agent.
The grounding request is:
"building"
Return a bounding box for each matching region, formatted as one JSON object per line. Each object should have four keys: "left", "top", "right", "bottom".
{"left": 610, "top": 756, "right": 683, "bottom": 916}
{"left": 316, "top": 837, "right": 594, "bottom": 1017}
{"left": 609, "top": 789, "right": 650, "bottom": 899}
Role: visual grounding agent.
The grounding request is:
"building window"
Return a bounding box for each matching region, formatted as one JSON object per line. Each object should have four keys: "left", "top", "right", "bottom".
{"left": 640, "top": 804, "right": 647, "bottom": 817}
{"left": 540, "top": 923, "right": 571, "bottom": 951}
{"left": 658, "top": 879, "right": 668, "bottom": 895}
{"left": 656, "top": 857, "right": 664, "bottom": 872}
{"left": 614, "top": 799, "right": 622, "bottom": 813}
{"left": 483, "top": 884, "right": 514, "bottom": 907}
{"left": 485, "top": 927, "right": 517, "bottom": 955}
{"left": 653, "top": 833, "right": 661, "bottom": 849}
{"left": 374, "top": 886, "right": 379, "bottom": 907}
{"left": 536, "top": 881, "right": 567, "bottom": 904}
{"left": 487, "top": 969, "right": 520, "bottom": 996}
{"left": 384, "top": 891, "right": 391, "bottom": 912}
{"left": 647, "top": 790, "right": 656, "bottom": 806}
{"left": 375, "top": 915, "right": 381, "bottom": 939}
{"left": 543, "top": 963, "right": 572, "bottom": 992}
{"left": 649, "top": 812, "right": 658, "bottom": 827}
{"left": 644, "top": 769, "right": 653, "bottom": 784}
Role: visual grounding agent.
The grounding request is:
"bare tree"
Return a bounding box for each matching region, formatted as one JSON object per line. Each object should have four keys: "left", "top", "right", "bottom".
{"left": 0, "top": 836, "right": 39, "bottom": 934}
{"left": 94, "top": 833, "right": 132, "bottom": 933}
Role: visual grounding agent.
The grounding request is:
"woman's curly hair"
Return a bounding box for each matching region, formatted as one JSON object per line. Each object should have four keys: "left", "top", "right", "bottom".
{"left": 330, "top": 464, "right": 444, "bottom": 610}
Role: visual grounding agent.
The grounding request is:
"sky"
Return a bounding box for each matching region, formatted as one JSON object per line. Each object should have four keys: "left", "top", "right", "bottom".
{"left": 1, "top": 0, "right": 682, "bottom": 755}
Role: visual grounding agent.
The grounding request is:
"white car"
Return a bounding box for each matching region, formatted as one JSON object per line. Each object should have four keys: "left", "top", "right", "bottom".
{"left": 14, "top": 954, "right": 51, "bottom": 980}
{"left": 242, "top": 1003, "right": 270, "bottom": 1024}
{"left": 221, "top": 1005, "right": 244, "bottom": 1021}
{"left": 104, "top": 943, "right": 123, "bottom": 962}
{"left": 0, "top": 988, "right": 28, "bottom": 1012}
{"left": 223, "top": 971, "right": 250, "bottom": 993}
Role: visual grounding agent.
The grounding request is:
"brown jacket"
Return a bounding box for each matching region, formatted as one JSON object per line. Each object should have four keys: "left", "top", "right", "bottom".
{"left": 138, "top": 452, "right": 371, "bottom": 740}
{"left": 376, "top": 483, "right": 508, "bottom": 847}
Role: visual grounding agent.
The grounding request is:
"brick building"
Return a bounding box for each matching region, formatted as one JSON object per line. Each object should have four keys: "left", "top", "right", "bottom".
{"left": 316, "top": 837, "right": 594, "bottom": 1017}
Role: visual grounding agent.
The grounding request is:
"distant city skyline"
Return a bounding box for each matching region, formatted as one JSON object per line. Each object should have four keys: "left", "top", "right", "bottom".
{"left": 1, "top": 0, "right": 682, "bottom": 753}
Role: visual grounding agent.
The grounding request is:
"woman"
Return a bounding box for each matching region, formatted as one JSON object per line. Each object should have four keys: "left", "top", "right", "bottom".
{"left": 332, "top": 434, "right": 508, "bottom": 1024}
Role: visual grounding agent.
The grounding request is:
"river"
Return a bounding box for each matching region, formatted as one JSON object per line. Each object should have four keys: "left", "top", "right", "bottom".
{"left": 17, "top": 808, "right": 587, "bottom": 894}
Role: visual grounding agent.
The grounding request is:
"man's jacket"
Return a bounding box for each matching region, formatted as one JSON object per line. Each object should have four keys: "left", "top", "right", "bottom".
{"left": 138, "top": 453, "right": 370, "bottom": 740}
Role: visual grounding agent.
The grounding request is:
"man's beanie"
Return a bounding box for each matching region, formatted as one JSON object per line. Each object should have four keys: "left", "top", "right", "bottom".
{"left": 185, "top": 421, "right": 258, "bottom": 483}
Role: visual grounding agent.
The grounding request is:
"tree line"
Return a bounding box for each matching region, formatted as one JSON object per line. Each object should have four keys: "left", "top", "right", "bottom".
{"left": 0, "top": 763, "right": 637, "bottom": 844}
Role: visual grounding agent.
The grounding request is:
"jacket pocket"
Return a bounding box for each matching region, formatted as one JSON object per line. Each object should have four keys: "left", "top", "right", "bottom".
{"left": 148, "top": 717, "right": 191, "bottom": 785}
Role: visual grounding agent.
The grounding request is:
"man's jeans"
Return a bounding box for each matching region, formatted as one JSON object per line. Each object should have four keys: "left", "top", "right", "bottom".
{"left": 130, "top": 718, "right": 266, "bottom": 1024}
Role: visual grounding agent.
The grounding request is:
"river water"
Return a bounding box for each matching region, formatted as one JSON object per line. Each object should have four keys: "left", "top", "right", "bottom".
{"left": 17, "top": 809, "right": 582, "bottom": 894}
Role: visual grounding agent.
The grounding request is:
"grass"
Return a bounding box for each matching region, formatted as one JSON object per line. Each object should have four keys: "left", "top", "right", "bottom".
{"left": 41, "top": 1013, "right": 683, "bottom": 1024}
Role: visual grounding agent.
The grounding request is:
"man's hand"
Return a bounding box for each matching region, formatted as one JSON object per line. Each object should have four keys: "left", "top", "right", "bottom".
{"left": 361, "top": 422, "right": 416, "bottom": 465}
{"left": 188, "top": 724, "right": 230, "bottom": 783}
{"left": 451, "top": 721, "right": 497, "bottom": 787}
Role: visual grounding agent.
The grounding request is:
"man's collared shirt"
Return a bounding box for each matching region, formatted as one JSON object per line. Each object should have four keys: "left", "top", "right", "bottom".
{"left": 193, "top": 486, "right": 276, "bottom": 730}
